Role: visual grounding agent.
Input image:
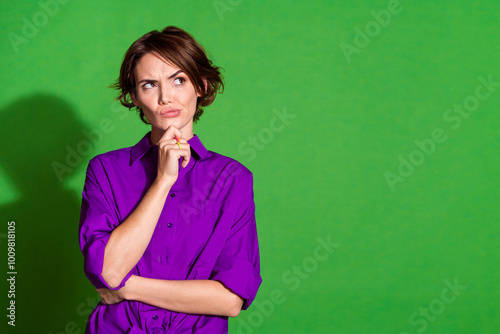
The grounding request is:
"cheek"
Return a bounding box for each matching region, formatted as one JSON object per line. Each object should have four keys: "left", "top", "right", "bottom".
{"left": 138, "top": 92, "right": 156, "bottom": 107}
{"left": 185, "top": 90, "right": 199, "bottom": 106}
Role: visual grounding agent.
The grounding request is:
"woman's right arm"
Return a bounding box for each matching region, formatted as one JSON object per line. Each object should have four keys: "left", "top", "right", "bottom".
{"left": 100, "top": 178, "right": 172, "bottom": 288}
{"left": 101, "top": 126, "right": 191, "bottom": 288}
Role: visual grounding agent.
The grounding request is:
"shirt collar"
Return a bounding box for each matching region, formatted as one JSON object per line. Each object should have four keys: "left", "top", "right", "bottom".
{"left": 130, "top": 131, "right": 208, "bottom": 166}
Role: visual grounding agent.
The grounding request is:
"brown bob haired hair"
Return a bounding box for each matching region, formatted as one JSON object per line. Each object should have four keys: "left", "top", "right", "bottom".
{"left": 113, "top": 26, "right": 224, "bottom": 124}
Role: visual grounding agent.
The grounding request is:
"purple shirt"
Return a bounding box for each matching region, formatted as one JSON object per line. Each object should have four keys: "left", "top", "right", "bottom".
{"left": 79, "top": 132, "right": 261, "bottom": 334}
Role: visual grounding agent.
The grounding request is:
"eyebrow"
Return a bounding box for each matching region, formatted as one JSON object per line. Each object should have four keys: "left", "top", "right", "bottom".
{"left": 137, "top": 70, "right": 184, "bottom": 84}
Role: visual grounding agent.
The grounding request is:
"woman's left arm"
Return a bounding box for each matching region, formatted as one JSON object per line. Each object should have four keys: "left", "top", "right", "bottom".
{"left": 98, "top": 168, "right": 260, "bottom": 317}
{"left": 98, "top": 275, "right": 243, "bottom": 317}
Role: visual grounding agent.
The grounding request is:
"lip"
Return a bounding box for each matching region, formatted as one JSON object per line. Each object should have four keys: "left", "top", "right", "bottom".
{"left": 160, "top": 108, "right": 181, "bottom": 118}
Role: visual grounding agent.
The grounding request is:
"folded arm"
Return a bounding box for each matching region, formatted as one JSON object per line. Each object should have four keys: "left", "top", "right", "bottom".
{"left": 98, "top": 275, "right": 244, "bottom": 317}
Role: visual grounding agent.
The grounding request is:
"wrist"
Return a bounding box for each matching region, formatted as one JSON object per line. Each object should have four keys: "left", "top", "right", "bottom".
{"left": 153, "top": 177, "right": 175, "bottom": 194}
{"left": 122, "top": 275, "right": 138, "bottom": 300}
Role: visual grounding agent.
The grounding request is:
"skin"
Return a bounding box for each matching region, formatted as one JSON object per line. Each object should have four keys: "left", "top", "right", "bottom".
{"left": 97, "top": 52, "right": 243, "bottom": 317}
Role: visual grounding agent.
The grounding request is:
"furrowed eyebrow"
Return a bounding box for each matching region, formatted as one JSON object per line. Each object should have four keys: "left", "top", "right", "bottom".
{"left": 168, "top": 70, "right": 183, "bottom": 79}
{"left": 137, "top": 70, "right": 184, "bottom": 84}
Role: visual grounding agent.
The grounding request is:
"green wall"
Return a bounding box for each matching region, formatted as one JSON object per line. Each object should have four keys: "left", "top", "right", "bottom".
{"left": 1, "top": 0, "right": 499, "bottom": 333}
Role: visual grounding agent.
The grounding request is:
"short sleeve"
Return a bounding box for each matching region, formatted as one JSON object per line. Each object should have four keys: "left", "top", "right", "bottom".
{"left": 78, "top": 159, "right": 132, "bottom": 290}
{"left": 210, "top": 171, "right": 262, "bottom": 310}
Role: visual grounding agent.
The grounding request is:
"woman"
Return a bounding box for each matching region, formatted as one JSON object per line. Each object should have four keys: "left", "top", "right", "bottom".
{"left": 79, "top": 26, "right": 261, "bottom": 333}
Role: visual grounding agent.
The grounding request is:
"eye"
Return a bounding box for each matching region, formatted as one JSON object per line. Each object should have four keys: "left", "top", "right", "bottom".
{"left": 142, "top": 82, "right": 156, "bottom": 89}
{"left": 173, "top": 77, "right": 186, "bottom": 85}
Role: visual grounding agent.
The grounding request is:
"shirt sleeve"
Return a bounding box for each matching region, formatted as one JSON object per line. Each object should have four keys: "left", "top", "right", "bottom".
{"left": 78, "top": 159, "right": 132, "bottom": 290}
{"left": 210, "top": 171, "right": 262, "bottom": 310}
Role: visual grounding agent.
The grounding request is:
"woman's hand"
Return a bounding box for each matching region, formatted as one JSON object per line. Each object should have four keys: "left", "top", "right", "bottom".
{"left": 96, "top": 287, "right": 125, "bottom": 305}
{"left": 156, "top": 125, "right": 191, "bottom": 186}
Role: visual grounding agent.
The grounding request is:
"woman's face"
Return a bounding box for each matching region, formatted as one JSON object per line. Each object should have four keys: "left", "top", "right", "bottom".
{"left": 131, "top": 52, "right": 201, "bottom": 141}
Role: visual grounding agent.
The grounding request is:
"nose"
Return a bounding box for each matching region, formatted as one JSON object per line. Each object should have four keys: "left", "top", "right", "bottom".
{"left": 158, "top": 84, "right": 173, "bottom": 105}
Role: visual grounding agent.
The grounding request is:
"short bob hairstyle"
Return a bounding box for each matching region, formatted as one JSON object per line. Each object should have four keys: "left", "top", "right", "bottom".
{"left": 113, "top": 26, "right": 224, "bottom": 124}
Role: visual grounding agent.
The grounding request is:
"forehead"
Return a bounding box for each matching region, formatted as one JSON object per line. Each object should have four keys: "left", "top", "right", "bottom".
{"left": 134, "top": 52, "right": 181, "bottom": 79}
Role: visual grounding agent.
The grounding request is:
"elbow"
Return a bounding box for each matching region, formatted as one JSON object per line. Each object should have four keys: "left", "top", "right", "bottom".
{"left": 101, "top": 270, "right": 121, "bottom": 289}
{"left": 227, "top": 308, "right": 241, "bottom": 318}
{"left": 226, "top": 295, "right": 244, "bottom": 318}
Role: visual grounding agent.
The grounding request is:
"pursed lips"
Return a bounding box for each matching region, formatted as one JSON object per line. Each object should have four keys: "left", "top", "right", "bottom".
{"left": 160, "top": 108, "right": 181, "bottom": 117}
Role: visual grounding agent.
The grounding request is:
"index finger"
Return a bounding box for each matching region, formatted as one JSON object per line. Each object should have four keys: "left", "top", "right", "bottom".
{"left": 158, "top": 125, "right": 182, "bottom": 143}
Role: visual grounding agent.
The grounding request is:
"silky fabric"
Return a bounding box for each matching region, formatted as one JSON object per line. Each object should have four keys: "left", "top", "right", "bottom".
{"left": 79, "top": 132, "right": 261, "bottom": 333}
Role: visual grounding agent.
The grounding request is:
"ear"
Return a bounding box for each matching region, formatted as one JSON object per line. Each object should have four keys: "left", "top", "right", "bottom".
{"left": 198, "top": 78, "right": 208, "bottom": 97}
{"left": 130, "top": 88, "right": 139, "bottom": 106}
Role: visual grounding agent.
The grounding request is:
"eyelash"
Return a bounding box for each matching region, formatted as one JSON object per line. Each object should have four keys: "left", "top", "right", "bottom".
{"left": 142, "top": 82, "right": 155, "bottom": 89}
{"left": 173, "top": 77, "right": 186, "bottom": 85}
{"left": 141, "top": 77, "right": 186, "bottom": 89}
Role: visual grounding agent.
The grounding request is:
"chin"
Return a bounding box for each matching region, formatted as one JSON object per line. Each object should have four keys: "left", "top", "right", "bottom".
{"left": 153, "top": 119, "right": 184, "bottom": 132}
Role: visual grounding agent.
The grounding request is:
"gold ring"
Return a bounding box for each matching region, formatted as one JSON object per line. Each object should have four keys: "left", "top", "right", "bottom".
{"left": 176, "top": 142, "right": 181, "bottom": 149}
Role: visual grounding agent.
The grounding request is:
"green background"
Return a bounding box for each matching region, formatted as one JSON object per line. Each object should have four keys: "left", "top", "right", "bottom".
{"left": 1, "top": 0, "right": 499, "bottom": 333}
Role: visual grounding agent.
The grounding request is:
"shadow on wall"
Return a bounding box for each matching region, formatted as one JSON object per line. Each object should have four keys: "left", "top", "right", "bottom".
{"left": 0, "top": 94, "right": 95, "bottom": 332}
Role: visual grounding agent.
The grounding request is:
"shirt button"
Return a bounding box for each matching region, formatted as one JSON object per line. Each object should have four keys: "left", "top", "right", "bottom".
{"left": 170, "top": 193, "right": 175, "bottom": 198}
{"left": 152, "top": 315, "right": 158, "bottom": 320}
{"left": 167, "top": 223, "right": 173, "bottom": 228}
{"left": 157, "top": 255, "right": 161, "bottom": 262}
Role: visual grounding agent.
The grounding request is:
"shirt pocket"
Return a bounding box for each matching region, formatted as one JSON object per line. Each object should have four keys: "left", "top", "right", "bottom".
{"left": 179, "top": 199, "right": 224, "bottom": 262}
